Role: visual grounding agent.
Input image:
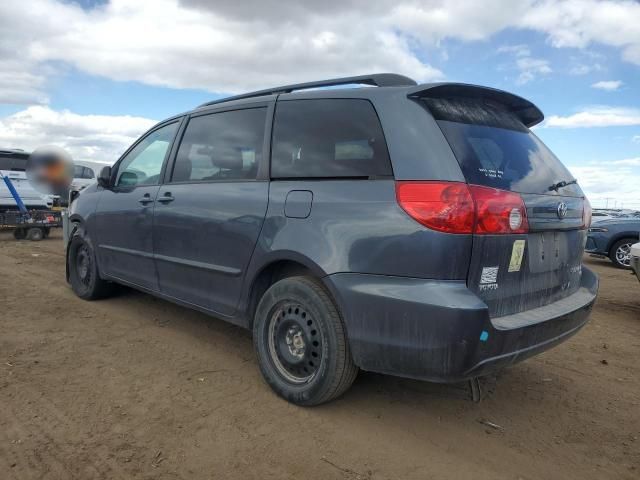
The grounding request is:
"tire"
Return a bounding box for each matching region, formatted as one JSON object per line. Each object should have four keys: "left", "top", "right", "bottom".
{"left": 43, "top": 227, "right": 51, "bottom": 238}
{"left": 26, "top": 227, "right": 44, "bottom": 241}
{"left": 253, "top": 276, "right": 358, "bottom": 406}
{"left": 609, "top": 238, "right": 635, "bottom": 269}
{"left": 13, "top": 228, "right": 26, "bottom": 240}
{"left": 67, "top": 232, "right": 114, "bottom": 300}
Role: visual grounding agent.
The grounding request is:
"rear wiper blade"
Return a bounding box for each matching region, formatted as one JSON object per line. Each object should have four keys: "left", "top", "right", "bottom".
{"left": 548, "top": 178, "right": 577, "bottom": 192}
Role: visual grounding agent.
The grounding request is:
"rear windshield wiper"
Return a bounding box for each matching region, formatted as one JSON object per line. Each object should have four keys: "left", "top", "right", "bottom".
{"left": 548, "top": 179, "right": 577, "bottom": 192}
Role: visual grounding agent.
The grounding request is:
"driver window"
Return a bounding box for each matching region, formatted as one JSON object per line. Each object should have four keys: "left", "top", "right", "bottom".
{"left": 116, "top": 122, "right": 178, "bottom": 187}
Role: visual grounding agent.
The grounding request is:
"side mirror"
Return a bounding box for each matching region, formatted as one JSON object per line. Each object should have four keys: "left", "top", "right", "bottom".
{"left": 97, "top": 166, "right": 112, "bottom": 188}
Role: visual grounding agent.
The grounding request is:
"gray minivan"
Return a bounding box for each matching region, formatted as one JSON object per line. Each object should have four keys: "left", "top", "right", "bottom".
{"left": 66, "top": 74, "right": 598, "bottom": 405}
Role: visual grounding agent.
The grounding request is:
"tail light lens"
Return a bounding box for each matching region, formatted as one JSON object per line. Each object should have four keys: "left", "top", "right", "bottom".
{"left": 395, "top": 182, "right": 475, "bottom": 233}
{"left": 469, "top": 185, "right": 529, "bottom": 234}
{"left": 396, "top": 181, "right": 529, "bottom": 235}
{"left": 582, "top": 197, "right": 592, "bottom": 229}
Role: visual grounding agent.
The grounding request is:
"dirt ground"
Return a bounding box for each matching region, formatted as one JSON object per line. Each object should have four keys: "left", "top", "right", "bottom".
{"left": 0, "top": 229, "right": 638, "bottom": 480}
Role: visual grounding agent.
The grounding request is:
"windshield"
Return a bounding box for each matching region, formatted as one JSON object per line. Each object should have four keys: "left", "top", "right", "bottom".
{"left": 424, "top": 98, "right": 582, "bottom": 196}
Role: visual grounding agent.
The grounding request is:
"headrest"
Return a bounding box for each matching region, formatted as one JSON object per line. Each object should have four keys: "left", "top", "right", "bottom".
{"left": 211, "top": 146, "right": 243, "bottom": 170}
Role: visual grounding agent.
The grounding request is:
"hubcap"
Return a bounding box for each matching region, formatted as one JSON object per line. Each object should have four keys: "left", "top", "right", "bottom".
{"left": 267, "top": 302, "right": 323, "bottom": 384}
{"left": 616, "top": 243, "right": 632, "bottom": 267}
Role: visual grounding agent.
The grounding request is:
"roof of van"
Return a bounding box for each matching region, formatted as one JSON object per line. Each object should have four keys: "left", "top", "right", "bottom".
{"left": 193, "top": 73, "right": 544, "bottom": 127}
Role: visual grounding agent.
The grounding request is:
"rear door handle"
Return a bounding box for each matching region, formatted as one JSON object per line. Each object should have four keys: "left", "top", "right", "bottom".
{"left": 138, "top": 194, "right": 154, "bottom": 205}
{"left": 157, "top": 192, "right": 175, "bottom": 203}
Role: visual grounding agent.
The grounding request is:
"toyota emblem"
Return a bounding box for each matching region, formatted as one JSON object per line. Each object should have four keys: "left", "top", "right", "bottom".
{"left": 557, "top": 202, "right": 568, "bottom": 219}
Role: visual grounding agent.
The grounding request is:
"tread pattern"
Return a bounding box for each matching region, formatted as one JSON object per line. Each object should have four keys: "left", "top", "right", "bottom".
{"left": 296, "top": 276, "right": 359, "bottom": 405}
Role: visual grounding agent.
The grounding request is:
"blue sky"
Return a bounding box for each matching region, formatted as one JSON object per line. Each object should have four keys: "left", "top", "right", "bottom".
{"left": 0, "top": 0, "right": 638, "bottom": 208}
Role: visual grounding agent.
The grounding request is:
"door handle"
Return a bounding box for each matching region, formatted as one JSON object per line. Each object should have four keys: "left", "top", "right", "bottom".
{"left": 157, "top": 192, "right": 175, "bottom": 203}
{"left": 138, "top": 194, "right": 154, "bottom": 205}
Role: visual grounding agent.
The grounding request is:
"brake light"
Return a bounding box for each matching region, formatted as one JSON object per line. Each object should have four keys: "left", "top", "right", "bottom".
{"left": 395, "top": 182, "right": 475, "bottom": 233}
{"left": 582, "top": 197, "right": 592, "bottom": 229}
{"left": 396, "top": 181, "right": 529, "bottom": 235}
{"left": 469, "top": 185, "right": 529, "bottom": 234}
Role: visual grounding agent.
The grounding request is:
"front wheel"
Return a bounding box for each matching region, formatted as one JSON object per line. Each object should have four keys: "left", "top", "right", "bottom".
{"left": 253, "top": 276, "right": 358, "bottom": 406}
{"left": 68, "top": 233, "right": 114, "bottom": 300}
{"left": 609, "top": 238, "right": 635, "bottom": 269}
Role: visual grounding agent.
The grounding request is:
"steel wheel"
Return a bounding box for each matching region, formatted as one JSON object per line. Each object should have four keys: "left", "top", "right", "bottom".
{"left": 267, "top": 302, "right": 324, "bottom": 384}
{"left": 75, "top": 244, "right": 93, "bottom": 287}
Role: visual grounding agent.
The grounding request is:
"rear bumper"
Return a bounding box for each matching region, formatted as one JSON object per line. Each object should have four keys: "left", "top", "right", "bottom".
{"left": 326, "top": 267, "right": 598, "bottom": 382}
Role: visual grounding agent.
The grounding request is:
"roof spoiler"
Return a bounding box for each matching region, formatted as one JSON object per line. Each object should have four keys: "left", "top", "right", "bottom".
{"left": 407, "top": 83, "right": 544, "bottom": 127}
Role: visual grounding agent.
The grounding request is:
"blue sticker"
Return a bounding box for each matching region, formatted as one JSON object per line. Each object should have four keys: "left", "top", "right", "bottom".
{"left": 479, "top": 330, "right": 489, "bottom": 342}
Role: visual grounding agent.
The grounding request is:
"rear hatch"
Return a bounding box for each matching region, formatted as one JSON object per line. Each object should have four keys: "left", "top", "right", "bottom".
{"left": 422, "top": 94, "right": 589, "bottom": 318}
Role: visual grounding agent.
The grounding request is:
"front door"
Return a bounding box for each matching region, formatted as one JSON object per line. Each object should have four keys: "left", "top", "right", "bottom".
{"left": 153, "top": 106, "right": 269, "bottom": 315}
{"left": 94, "top": 121, "right": 180, "bottom": 291}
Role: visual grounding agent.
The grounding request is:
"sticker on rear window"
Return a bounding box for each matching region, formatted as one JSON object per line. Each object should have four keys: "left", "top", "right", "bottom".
{"left": 508, "top": 240, "right": 526, "bottom": 272}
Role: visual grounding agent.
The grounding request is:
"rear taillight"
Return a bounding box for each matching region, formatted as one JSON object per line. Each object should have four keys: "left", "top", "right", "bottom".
{"left": 469, "top": 185, "right": 528, "bottom": 234}
{"left": 395, "top": 182, "right": 475, "bottom": 233}
{"left": 396, "top": 181, "right": 529, "bottom": 235}
{"left": 582, "top": 197, "right": 592, "bottom": 229}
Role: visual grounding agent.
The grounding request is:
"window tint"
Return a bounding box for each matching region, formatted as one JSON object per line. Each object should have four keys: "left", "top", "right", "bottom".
{"left": 116, "top": 122, "right": 178, "bottom": 187}
{"left": 271, "top": 99, "right": 391, "bottom": 178}
{"left": 424, "top": 98, "right": 578, "bottom": 195}
{"left": 171, "top": 108, "right": 266, "bottom": 182}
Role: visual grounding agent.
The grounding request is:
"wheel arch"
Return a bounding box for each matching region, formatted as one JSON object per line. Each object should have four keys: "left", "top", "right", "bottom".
{"left": 242, "top": 252, "right": 329, "bottom": 329}
{"left": 607, "top": 232, "right": 640, "bottom": 255}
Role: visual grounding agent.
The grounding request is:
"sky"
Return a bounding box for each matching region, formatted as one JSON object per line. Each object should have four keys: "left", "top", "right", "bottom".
{"left": 0, "top": 0, "right": 639, "bottom": 209}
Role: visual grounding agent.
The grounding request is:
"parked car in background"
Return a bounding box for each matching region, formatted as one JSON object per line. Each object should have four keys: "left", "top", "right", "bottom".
{"left": 70, "top": 161, "right": 113, "bottom": 192}
{"left": 631, "top": 243, "right": 640, "bottom": 282}
{"left": 0, "top": 149, "right": 54, "bottom": 210}
{"left": 586, "top": 219, "right": 640, "bottom": 269}
{"left": 591, "top": 211, "right": 619, "bottom": 223}
{"left": 65, "top": 74, "right": 598, "bottom": 405}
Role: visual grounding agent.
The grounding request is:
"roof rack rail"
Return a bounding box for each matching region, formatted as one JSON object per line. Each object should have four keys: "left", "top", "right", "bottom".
{"left": 198, "top": 73, "right": 416, "bottom": 108}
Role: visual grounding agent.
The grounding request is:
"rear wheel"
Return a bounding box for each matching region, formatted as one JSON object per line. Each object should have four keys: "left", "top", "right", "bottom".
{"left": 609, "top": 238, "right": 635, "bottom": 269}
{"left": 13, "top": 228, "right": 26, "bottom": 240}
{"left": 26, "top": 227, "right": 44, "bottom": 241}
{"left": 253, "top": 276, "right": 358, "bottom": 406}
{"left": 68, "top": 233, "right": 114, "bottom": 299}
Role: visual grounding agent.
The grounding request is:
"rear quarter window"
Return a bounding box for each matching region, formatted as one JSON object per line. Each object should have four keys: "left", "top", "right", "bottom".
{"left": 271, "top": 99, "right": 392, "bottom": 178}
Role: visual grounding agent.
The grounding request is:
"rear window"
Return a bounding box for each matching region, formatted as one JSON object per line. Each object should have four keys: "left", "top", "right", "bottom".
{"left": 271, "top": 99, "right": 392, "bottom": 178}
{"left": 0, "top": 154, "right": 28, "bottom": 171}
{"left": 424, "top": 98, "right": 578, "bottom": 195}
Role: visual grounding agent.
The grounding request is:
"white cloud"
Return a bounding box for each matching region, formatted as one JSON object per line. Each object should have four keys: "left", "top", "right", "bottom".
{"left": 569, "top": 161, "right": 640, "bottom": 209}
{"left": 545, "top": 106, "right": 640, "bottom": 128}
{"left": 591, "top": 80, "right": 623, "bottom": 91}
{"left": 611, "top": 157, "right": 640, "bottom": 167}
{"left": 0, "top": 106, "right": 156, "bottom": 163}
{"left": 497, "top": 44, "right": 531, "bottom": 57}
{"left": 0, "top": 0, "right": 639, "bottom": 104}
{"left": 569, "top": 63, "right": 603, "bottom": 75}
{"left": 519, "top": 0, "right": 640, "bottom": 65}
{"left": 0, "top": 0, "right": 444, "bottom": 101}
{"left": 632, "top": 135, "right": 640, "bottom": 144}
{"left": 515, "top": 57, "right": 552, "bottom": 84}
